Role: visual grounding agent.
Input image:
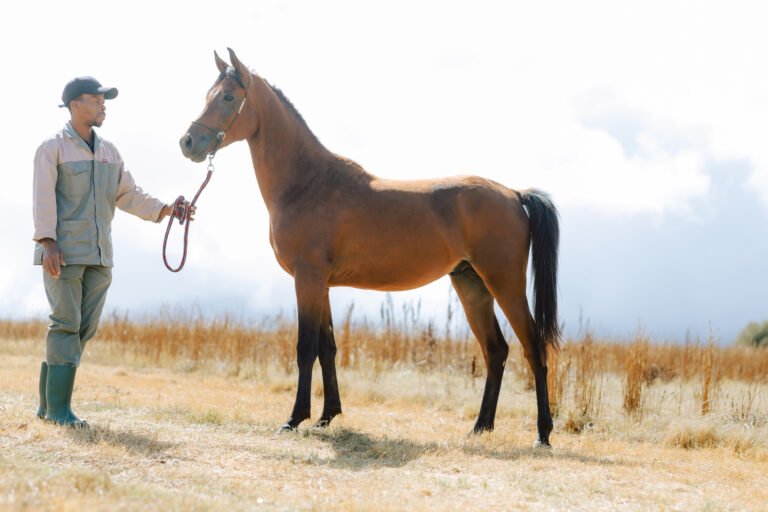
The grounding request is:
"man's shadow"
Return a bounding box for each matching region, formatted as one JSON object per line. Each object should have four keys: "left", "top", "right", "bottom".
{"left": 66, "top": 424, "right": 176, "bottom": 457}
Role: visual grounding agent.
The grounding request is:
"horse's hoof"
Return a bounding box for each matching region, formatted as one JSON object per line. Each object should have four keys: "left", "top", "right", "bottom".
{"left": 276, "top": 423, "right": 297, "bottom": 434}
{"left": 469, "top": 425, "right": 493, "bottom": 436}
{"left": 312, "top": 418, "right": 331, "bottom": 429}
{"left": 533, "top": 439, "right": 552, "bottom": 451}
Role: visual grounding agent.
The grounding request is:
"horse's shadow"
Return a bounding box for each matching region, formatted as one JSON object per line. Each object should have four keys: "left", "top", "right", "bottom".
{"left": 459, "top": 438, "right": 628, "bottom": 466}
{"left": 308, "top": 428, "right": 437, "bottom": 470}
{"left": 66, "top": 424, "right": 176, "bottom": 457}
{"left": 304, "top": 427, "right": 628, "bottom": 471}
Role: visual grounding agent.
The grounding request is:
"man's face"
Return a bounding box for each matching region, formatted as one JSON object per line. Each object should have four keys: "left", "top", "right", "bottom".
{"left": 72, "top": 93, "right": 106, "bottom": 127}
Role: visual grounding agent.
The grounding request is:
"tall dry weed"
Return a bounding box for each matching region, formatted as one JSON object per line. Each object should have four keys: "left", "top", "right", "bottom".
{"left": 546, "top": 347, "right": 570, "bottom": 418}
{"left": 564, "top": 332, "right": 604, "bottom": 432}
{"left": 699, "top": 332, "right": 723, "bottom": 416}
{"left": 339, "top": 303, "right": 355, "bottom": 368}
{"left": 623, "top": 336, "right": 649, "bottom": 416}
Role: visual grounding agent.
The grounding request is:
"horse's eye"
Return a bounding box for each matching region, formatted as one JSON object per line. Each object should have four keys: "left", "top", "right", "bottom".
{"left": 224, "top": 94, "right": 234, "bottom": 102}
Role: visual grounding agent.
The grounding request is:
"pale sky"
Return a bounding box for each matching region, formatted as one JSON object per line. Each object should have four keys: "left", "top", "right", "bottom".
{"left": 2, "top": 1, "right": 767, "bottom": 342}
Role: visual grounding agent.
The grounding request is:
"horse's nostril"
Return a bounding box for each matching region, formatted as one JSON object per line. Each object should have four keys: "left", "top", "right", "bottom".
{"left": 184, "top": 134, "right": 193, "bottom": 149}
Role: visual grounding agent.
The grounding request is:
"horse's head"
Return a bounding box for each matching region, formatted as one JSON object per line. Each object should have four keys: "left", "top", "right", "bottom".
{"left": 180, "top": 48, "right": 256, "bottom": 163}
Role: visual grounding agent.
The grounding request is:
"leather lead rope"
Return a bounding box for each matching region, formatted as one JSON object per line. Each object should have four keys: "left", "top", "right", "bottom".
{"left": 162, "top": 153, "right": 216, "bottom": 272}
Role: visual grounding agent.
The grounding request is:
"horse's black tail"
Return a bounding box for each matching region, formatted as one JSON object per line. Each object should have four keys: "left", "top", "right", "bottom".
{"left": 520, "top": 189, "right": 561, "bottom": 352}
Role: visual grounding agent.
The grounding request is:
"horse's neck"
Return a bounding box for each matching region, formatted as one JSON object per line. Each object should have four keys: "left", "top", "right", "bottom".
{"left": 247, "top": 88, "right": 330, "bottom": 212}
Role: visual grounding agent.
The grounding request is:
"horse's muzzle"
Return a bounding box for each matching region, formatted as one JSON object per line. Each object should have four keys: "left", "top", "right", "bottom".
{"left": 179, "top": 131, "right": 209, "bottom": 163}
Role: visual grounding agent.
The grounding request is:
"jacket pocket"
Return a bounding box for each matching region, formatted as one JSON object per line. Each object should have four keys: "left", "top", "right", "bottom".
{"left": 57, "top": 219, "right": 95, "bottom": 260}
{"left": 57, "top": 162, "right": 92, "bottom": 201}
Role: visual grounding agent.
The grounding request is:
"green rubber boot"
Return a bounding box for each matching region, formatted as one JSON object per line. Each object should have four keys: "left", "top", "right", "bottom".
{"left": 37, "top": 362, "right": 48, "bottom": 419}
{"left": 44, "top": 364, "right": 88, "bottom": 428}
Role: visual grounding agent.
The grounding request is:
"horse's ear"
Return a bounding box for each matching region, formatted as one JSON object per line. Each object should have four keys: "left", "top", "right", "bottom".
{"left": 214, "top": 50, "right": 228, "bottom": 73}
{"left": 227, "top": 47, "right": 250, "bottom": 81}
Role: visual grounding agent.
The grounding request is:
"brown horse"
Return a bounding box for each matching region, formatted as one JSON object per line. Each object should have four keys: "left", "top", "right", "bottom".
{"left": 180, "top": 48, "right": 561, "bottom": 447}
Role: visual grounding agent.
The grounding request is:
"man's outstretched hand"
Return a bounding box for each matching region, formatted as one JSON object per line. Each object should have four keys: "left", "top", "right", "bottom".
{"left": 159, "top": 204, "right": 196, "bottom": 222}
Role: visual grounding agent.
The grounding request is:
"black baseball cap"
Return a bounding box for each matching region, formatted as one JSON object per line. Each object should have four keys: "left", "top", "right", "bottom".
{"left": 59, "top": 76, "right": 118, "bottom": 108}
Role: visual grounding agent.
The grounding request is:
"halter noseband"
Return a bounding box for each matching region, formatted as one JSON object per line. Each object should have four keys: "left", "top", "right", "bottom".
{"left": 190, "top": 70, "right": 253, "bottom": 159}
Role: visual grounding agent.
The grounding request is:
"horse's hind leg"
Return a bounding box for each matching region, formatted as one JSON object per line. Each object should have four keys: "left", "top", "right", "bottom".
{"left": 475, "top": 264, "right": 553, "bottom": 447}
{"left": 450, "top": 261, "right": 509, "bottom": 433}
{"left": 314, "top": 289, "right": 342, "bottom": 427}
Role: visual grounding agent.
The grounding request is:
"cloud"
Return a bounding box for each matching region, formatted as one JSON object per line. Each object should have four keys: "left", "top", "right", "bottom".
{"left": 553, "top": 90, "right": 712, "bottom": 214}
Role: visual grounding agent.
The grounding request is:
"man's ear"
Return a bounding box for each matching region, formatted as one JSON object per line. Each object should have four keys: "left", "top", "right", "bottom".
{"left": 214, "top": 50, "right": 229, "bottom": 74}
{"left": 227, "top": 47, "right": 251, "bottom": 84}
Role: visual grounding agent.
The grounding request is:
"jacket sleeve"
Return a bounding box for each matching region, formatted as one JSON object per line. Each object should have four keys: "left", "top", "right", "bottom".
{"left": 115, "top": 157, "right": 167, "bottom": 222}
{"left": 32, "top": 140, "right": 59, "bottom": 241}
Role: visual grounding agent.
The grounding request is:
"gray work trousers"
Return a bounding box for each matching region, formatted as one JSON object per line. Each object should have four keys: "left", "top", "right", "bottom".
{"left": 43, "top": 265, "right": 112, "bottom": 367}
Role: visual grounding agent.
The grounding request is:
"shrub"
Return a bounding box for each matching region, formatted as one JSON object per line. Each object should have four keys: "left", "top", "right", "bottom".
{"left": 735, "top": 321, "right": 768, "bottom": 348}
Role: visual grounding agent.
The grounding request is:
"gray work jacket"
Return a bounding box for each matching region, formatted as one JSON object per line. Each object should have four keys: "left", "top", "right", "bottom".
{"left": 32, "top": 122, "right": 166, "bottom": 267}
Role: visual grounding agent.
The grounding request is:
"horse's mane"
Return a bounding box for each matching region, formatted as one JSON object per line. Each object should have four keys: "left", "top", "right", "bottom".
{"left": 267, "top": 82, "right": 321, "bottom": 146}
{"left": 217, "top": 67, "right": 323, "bottom": 147}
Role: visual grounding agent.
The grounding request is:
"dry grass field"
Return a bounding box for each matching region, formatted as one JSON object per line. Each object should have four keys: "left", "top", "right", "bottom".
{"left": 1, "top": 311, "right": 767, "bottom": 511}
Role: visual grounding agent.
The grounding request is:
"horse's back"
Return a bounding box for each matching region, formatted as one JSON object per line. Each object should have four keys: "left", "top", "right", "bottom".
{"left": 370, "top": 174, "right": 526, "bottom": 230}
{"left": 324, "top": 174, "right": 529, "bottom": 290}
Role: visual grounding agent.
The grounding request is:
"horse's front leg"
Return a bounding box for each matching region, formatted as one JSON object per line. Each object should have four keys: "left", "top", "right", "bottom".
{"left": 314, "top": 289, "right": 342, "bottom": 428}
{"left": 278, "top": 268, "right": 327, "bottom": 432}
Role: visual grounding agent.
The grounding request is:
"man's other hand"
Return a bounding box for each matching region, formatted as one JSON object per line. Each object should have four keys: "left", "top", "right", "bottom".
{"left": 40, "top": 238, "right": 65, "bottom": 278}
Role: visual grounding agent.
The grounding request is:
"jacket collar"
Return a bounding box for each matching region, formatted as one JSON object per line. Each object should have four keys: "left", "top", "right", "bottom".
{"left": 64, "top": 121, "right": 101, "bottom": 154}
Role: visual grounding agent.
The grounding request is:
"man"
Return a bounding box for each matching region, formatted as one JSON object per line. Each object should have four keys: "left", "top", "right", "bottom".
{"left": 32, "top": 76, "right": 185, "bottom": 427}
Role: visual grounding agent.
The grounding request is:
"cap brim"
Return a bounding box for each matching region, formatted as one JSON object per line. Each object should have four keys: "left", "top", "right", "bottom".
{"left": 99, "top": 87, "right": 118, "bottom": 100}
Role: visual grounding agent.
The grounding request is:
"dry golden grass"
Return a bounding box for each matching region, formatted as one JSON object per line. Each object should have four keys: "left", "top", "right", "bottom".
{"left": 3, "top": 313, "right": 767, "bottom": 384}
{"left": 2, "top": 312, "right": 768, "bottom": 511}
